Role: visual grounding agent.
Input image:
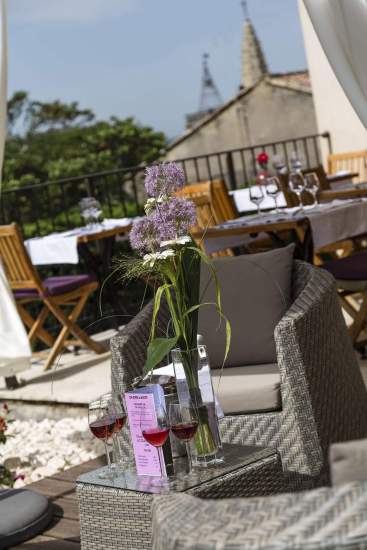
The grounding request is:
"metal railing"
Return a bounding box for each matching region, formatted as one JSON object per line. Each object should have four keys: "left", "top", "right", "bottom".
{"left": 0, "top": 132, "right": 331, "bottom": 238}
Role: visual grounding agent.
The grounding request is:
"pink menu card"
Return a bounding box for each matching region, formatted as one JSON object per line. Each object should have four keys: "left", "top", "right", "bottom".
{"left": 125, "top": 391, "right": 166, "bottom": 477}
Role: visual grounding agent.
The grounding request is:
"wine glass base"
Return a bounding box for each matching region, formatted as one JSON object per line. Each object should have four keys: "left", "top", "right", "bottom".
{"left": 98, "top": 467, "right": 116, "bottom": 480}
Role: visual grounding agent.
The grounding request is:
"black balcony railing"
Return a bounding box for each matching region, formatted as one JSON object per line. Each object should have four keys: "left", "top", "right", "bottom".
{"left": 0, "top": 132, "right": 331, "bottom": 238}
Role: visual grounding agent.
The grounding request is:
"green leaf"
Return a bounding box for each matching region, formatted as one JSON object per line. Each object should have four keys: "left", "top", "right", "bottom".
{"left": 182, "top": 302, "right": 216, "bottom": 319}
{"left": 188, "top": 246, "right": 231, "bottom": 363}
{"left": 143, "top": 336, "right": 179, "bottom": 375}
{"left": 150, "top": 284, "right": 171, "bottom": 342}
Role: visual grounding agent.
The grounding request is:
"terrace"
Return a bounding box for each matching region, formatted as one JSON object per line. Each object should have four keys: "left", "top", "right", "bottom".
{"left": 2, "top": 1, "right": 367, "bottom": 549}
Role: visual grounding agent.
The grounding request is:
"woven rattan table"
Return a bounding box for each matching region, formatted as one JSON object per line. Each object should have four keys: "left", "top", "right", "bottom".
{"left": 77, "top": 444, "right": 282, "bottom": 550}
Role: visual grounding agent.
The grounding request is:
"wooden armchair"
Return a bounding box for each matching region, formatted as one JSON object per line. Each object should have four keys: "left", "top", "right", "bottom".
{"left": 0, "top": 224, "right": 105, "bottom": 370}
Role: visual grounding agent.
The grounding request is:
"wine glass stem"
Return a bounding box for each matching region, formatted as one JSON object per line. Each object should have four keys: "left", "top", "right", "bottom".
{"left": 314, "top": 193, "right": 319, "bottom": 205}
{"left": 104, "top": 439, "right": 112, "bottom": 469}
{"left": 257, "top": 205, "right": 261, "bottom": 215}
{"left": 157, "top": 448, "right": 165, "bottom": 478}
{"left": 274, "top": 197, "right": 279, "bottom": 213}
{"left": 186, "top": 442, "right": 193, "bottom": 473}
{"left": 114, "top": 433, "right": 123, "bottom": 463}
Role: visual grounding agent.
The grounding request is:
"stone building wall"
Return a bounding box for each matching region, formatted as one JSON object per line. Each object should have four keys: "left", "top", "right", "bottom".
{"left": 165, "top": 80, "right": 318, "bottom": 186}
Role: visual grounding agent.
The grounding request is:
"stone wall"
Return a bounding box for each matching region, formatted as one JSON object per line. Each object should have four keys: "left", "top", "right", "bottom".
{"left": 167, "top": 81, "right": 317, "bottom": 159}
{"left": 165, "top": 80, "right": 318, "bottom": 186}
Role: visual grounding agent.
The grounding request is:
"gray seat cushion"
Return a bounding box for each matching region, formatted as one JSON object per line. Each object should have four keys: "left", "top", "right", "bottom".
{"left": 212, "top": 364, "right": 281, "bottom": 414}
{"left": 199, "top": 245, "right": 294, "bottom": 368}
{"left": 329, "top": 439, "right": 367, "bottom": 486}
{"left": 0, "top": 489, "right": 52, "bottom": 548}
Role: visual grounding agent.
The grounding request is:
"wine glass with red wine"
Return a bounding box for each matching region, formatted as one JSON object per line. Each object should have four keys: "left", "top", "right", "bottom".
{"left": 140, "top": 405, "right": 170, "bottom": 478}
{"left": 168, "top": 403, "right": 198, "bottom": 473}
{"left": 88, "top": 398, "right": 116, "bottom": 479}
{"left": 101, "top": 393, "right": 127, "bottom": 470}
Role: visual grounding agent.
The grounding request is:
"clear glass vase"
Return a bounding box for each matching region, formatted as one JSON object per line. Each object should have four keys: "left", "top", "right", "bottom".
{"left": 172, "top": 345, "right": 222, "bottom": 468}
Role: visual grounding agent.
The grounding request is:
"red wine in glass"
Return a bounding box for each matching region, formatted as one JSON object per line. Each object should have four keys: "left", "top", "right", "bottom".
{"left": 171, "top": 422, "right": 198, "bottom": 442}
{"left": 113, "top": 414, "right": 127, "bottom": 433}
{"left": 89, "top": 417, "right": 116, "bottom": 440}
{"left": 142, "top": 427, "right": 170, "bottom": 447}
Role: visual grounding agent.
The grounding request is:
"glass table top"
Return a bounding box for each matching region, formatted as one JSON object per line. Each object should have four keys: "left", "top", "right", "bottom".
{"left": 77, "top": 444, "right": 275, "bottom": 495}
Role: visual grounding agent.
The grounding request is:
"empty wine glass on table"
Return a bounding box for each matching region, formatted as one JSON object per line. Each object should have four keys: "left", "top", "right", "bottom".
{"left": 289, "top": 172, "right": 306, "bottom": 211}
{"left": 79, "top": 197, "right": 103, "bottom": 229}
{"left": 88, "top": 398, "right": 116, "bottom": 479}
{"left": 265, "top": 177, "right": 282, "bottom": 213}
{"left": 249, "top": 184, "right": 265, "bottom": 216}
{"left": 169, "top": 403, "right": 198, "bottom": 474}
{"left": 272, "top": 154, "right": 287, "bottom": 175}
{"left": 304, "top": 172, "right": 320, "bottom": 207}
{"left": 290, "top": 151, "right": 303, "bottom": 173}
{"left": 140, "top": 405, "right": 170, "bottom": 479}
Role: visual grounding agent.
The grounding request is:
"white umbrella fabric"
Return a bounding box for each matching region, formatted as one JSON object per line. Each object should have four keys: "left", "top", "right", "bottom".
{"left": 0, "top": 0, "right": 32, "bottom": 381}
{"left": 304, "top": 0, "right": 367, "bottom": 129}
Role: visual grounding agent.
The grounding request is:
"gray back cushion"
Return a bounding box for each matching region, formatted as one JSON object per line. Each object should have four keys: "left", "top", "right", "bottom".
{"left": 198, "top": 245, "right": 294, "bottom": 368}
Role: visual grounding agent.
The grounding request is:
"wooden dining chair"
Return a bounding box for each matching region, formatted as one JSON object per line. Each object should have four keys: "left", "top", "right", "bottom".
{"left": 177, "top": 180, "right": 238, "bottom": 223}
{"left": 328, "top": 150, "right": 367, "bottom": 184}
{"left": 177, "top": 185, "right": 234, "bottom": 257}
{"left": 0, "top": 224, "right": 106, "bottom": 371}
{"left": 211, "top": 179, "right": 238, "bottom": 221}
{"left": 323, "top": 251, "right": 367, "bottom": 347}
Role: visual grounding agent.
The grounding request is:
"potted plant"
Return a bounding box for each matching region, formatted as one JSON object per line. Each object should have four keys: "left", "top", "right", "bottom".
{"left": 120, "top": 163, "right": 230, "bottom": 465}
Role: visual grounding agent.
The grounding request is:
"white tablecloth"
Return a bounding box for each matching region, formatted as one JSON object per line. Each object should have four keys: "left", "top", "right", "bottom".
{"left": 0, "top": 261, "right": 31, "bottom": 378}
{"left": 25, "top": 218, "right": 132, "bottom": 266}
{"left": 204, "top": 199, "right": 367, "bottom": 254}
{"left": 230, "top": 187, "right": 287, "bottom": 213}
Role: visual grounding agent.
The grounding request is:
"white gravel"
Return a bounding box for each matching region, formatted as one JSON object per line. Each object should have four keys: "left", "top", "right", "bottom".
{"left": 1, "top": 417, "right": 101, "bottom": 487}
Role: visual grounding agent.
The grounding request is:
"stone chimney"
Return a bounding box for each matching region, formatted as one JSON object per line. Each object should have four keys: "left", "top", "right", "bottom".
{"left": 241, "top": 17, "right": 268, "bottom": 89}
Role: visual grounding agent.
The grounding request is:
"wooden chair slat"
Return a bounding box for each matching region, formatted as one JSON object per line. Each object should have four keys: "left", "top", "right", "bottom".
{"left": 328, "top": 150, "right": 367, "bottom": 184}
{"left": 177, "top": 184, "right": 234, "bottom": 257}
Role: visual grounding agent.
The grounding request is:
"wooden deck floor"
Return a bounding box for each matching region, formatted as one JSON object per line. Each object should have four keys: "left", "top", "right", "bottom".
{"left": 14, "top": 456, "right": 104, "bottom": 549}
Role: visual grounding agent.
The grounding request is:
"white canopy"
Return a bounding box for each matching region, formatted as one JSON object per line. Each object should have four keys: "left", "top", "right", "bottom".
{"left": 0, "top": 261, "right": 31, "bottom": 377}
{"left": 304, "top": 0, "right": 367, "bottom": 129}
{"left": 0, "top": 0, "right": 31, "bottom": 378}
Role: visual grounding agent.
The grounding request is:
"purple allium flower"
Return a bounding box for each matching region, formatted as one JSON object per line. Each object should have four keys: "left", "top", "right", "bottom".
{"left": 145, "top": 162, "right": 185, "bottom": 198}
{"left": 155, "top": 197, "right": 196, "bottom": 241}
{"left": 129, "top": 216, "right": 161, "bottom": 254}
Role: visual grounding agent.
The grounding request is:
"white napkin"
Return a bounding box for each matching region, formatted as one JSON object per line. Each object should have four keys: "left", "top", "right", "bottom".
{"left": 25, "top": 234, "right": 79, "bottom": 265}
{"left": 101, "top": 218, "right": 132, "bottom": 229}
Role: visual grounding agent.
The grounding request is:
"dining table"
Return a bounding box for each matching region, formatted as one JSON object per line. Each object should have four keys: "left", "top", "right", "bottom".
{"left": 24, "top": 218, "right": 134, "bottom": 320}
{"left": 193, "top": 199, "right": 367, "bottom": 262}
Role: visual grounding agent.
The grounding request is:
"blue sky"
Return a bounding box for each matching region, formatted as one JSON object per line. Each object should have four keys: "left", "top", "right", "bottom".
{"left": 8, "top": 0, "right": 307, "bottom": 138}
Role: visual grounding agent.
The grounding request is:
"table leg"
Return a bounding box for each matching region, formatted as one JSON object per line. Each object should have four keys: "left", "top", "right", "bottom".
{"left": 78, "top": 238, "right": 128, "bottom": 326}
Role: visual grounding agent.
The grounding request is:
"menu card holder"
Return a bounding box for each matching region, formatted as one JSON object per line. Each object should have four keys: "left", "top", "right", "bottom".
{"left": 125, "top": 384, "right": 173, "bottom": 477}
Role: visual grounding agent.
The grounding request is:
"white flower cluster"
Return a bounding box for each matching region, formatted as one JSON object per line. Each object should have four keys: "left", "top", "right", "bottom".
{"left": 160, "top": 236, "right": 191, "bottom": 248}
{"left": 143, "top": 249, "right": 175, "bottom": 267}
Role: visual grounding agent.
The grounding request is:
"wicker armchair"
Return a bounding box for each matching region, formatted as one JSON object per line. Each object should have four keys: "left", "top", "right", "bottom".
{"left": 152, "top": 482, "right": 367, "bottom": 550}
{"left": 110, "top": 261, "right": 367, "bottom": 481}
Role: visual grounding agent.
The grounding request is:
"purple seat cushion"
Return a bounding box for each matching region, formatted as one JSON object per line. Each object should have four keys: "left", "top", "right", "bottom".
{"left": 323, "top": 252, "right": 367, "bottom": 281}
{"left": 15, "top": 274, "right": 96, "bottom": 299}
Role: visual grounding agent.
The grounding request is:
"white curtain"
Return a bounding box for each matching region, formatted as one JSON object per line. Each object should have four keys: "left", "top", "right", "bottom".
{"left": 0, "top": 261, "right": 31, "bottom": 377}
{"left": 0, "top": 0, "right": 6, "bottom": 193}
{"left": 303, "top": 0, "right": 367, "bottom": 129}
{"left": 0, "top": 0, "right": 31, "bottom": 378}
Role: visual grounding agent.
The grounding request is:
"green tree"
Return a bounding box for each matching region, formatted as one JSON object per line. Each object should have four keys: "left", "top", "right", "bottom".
{"left": 3, "top": 92, "right": 166, "bottom": 189}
